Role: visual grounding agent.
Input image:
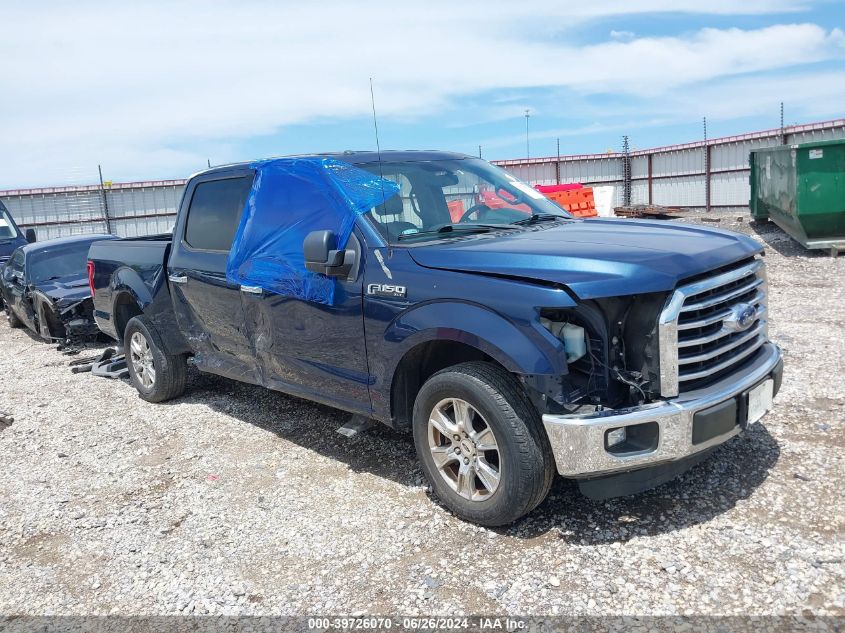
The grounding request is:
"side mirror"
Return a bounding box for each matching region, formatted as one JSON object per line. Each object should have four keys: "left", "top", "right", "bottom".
{"left": 303, "top": 230, "right": 355, "bottom": 277}
{"left": 25, "top": 228, "right": 36, "bottom": 243}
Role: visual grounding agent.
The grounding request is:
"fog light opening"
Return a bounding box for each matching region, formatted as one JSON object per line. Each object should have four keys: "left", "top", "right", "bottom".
{"left": 605, "top": 421, "right": 660, "bottom": 455}
{"left": 606, "top": 427, "right": 627, "bottom": 448}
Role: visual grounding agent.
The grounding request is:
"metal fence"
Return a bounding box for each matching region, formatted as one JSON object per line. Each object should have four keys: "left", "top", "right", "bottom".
{"left": 493, "top": 119, "right": 845, "bottom": 212}
{"left": 1, "top": 118, "right": 844, "bottom": 240}
{"left": 0, "top": 180, "right": 184, "bottom": 241}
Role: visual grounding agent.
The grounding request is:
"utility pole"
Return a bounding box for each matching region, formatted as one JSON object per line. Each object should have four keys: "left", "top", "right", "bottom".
{"left": 478, "top": 145, "right": 482, "bottom": 158}
{"left": 704, "top": 117, "right": 711, "bottom": 213}
{"left": 622, "top": 136, "right": 631, "bottom": 207}
{"left": 98, "top": 164, "right": 112, "bottom": 234}
{"left": 780, "top": 102, "right": 786, "bottom": 144}
{"left": 555, "top": 137, "right": 561, "bottom": 185}
{"left": 524, "top": 109, "right": 531, "bottom": 159}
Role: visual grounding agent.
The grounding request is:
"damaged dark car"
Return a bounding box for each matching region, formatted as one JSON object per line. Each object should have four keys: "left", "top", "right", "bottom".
{"left": 1, "top": 234, "right": 117, "bottom": 343}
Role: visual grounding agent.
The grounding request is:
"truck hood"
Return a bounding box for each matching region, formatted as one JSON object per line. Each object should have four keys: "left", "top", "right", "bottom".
{"left": 35, "top": 275, "right": 92, "bottom": 306}
{"left": 408, "top": 218, "right": 763, "bottom": 299}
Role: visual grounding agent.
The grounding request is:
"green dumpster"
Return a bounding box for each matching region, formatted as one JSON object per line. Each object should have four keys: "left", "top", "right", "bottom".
{"left": 750, "top": 139, "right": 845, "bottom": 255}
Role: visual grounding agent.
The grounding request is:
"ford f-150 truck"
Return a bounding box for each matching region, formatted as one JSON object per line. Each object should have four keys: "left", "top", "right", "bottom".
{"left": 88, "top": 151, "right": 783, "bottom": 526}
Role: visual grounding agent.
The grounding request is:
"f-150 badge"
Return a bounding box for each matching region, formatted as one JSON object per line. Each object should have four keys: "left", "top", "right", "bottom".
{"left": 367, "top": 283, "right": 406, "bottom": 298}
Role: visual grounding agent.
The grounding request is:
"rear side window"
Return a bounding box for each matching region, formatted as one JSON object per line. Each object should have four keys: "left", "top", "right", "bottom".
{"left": 184, "top": 176, "right": 254, "bottom": 251}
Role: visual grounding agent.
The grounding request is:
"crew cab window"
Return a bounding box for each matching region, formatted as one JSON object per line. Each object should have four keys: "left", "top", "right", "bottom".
{"left": 184, "top": 176, "right": 254, "bottom": 251}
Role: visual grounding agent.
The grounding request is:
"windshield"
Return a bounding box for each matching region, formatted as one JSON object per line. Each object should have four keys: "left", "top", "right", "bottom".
{"left": 0, "top": 208, "right": 19, "bottom": 241}
{"left": 28, "top": 242, "right": 93, "bottom": 284}
{"left": 360, "top": 158, "right": 569, "bottom": 243}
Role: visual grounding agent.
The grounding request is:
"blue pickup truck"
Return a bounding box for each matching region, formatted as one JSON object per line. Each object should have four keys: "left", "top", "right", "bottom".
{"left": 88, "top": 151, "right": 783, "bottom": 525}
{"left": 0, "top": 199, "right": 36, "bottom": 310}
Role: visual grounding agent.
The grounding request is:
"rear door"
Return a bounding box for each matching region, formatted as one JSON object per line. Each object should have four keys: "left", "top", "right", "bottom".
{"left": 167, "top": 170, "right": 258, "bottom": 383}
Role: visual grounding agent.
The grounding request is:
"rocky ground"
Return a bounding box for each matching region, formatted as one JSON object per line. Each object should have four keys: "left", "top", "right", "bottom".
{"left": 0, "top": 211, "right": 843, "bottom": 619}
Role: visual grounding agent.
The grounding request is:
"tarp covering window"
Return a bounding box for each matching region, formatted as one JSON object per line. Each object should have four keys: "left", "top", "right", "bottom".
{"left": 226, "top": 158, "right": 400, "bottom": 305}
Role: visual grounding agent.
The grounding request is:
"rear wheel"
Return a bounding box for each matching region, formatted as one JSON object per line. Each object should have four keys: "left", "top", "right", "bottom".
{"left": 124, "top": 316, "right": 187, "bottom": 403}
{"left": 412, "top": 361, "right": 555, "bottom": 526}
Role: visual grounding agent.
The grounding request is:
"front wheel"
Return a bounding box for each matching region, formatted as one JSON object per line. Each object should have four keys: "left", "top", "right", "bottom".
{"left": 412, "top": 361, "right": 555, "bottom": 526}
{"left": 124, "top": 316, "right": 187, "bottom": 403}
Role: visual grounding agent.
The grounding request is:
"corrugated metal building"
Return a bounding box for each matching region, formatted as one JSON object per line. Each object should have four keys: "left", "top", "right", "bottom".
{"left": 1, "top": 118, "right": 843, "bottom": 239}
{"left": 493, "top": 119, "right": 845, "bottom": 212}
{"left": 0, "top": 180, "right": 184, "bottom": 240}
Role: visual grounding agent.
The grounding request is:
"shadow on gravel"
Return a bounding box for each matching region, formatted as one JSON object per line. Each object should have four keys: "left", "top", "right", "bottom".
{"left": 169, "top": 369, "right": 421, "bottom": 486}
{"left": 167, "top": 368, "right": 780, "bottom": 544}
{"left": 749, "top": 219, "right": 831, "bottom": 258}
{"left": 505, "top": 422, "right": 780, "bottom": 544}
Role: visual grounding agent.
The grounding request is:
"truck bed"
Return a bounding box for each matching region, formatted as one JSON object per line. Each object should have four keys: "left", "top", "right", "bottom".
{"left": 88, "top": 235, "right": 184, "bottom": 348}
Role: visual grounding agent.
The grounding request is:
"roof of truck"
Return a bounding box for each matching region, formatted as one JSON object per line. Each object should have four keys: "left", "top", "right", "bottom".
{"left": 191, "top": 150, "right": 471, "bottom": 180}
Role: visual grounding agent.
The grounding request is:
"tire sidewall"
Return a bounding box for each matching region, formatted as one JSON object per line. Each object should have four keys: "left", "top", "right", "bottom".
{"left": 412, "top": 370, "right": 526, "bottom": 525}
{"left": 124, "top": 317, "right": 167, "bottom": 399}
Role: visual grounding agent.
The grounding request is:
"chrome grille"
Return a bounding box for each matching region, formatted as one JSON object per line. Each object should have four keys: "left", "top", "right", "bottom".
{"left": 658, "top": 258, "right": 768, "bottom": 397}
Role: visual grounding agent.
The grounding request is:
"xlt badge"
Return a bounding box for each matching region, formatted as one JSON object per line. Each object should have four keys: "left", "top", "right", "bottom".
{"left": 367, "top": 283, "right": 406, "bottom": 298}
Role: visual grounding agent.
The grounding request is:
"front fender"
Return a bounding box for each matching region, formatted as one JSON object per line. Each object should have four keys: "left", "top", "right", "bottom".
{"left": 390, "top": 300, "right": 565, "bottom": 375}
{"left": 369, "top": 300, "right": 569, "bottom": 421}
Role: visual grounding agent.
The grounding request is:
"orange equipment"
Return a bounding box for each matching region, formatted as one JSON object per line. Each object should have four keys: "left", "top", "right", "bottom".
{"left": 535, "top": 184, "right": 598, "bottom": 218}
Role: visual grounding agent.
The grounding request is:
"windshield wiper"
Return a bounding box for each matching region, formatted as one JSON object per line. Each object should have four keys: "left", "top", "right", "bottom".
{"left": 510, "top": 213, "right": 567, "bottom": 226}
{"left": 396, "top": 224, "right": 518, "bottom": 241}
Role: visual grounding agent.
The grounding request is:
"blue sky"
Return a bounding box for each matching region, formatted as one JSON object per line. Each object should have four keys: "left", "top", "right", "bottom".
{"left": 1, "top": 0, "right": 843, "bottom": 188}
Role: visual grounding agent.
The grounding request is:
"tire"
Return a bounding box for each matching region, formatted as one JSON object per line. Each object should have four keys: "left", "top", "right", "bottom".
{"left": 6, "top": 306, "right": 23, "bottom": 328}
{"left": 412, "top": 361, "right": 555, "bottom": 526}
{"left": 124, "top": 315, "right": 187, "bottom": 403}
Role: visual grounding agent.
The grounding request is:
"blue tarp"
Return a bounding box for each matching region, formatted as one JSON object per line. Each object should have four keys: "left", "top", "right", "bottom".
{"left": 226, "top": 158, "right": 400, "bottom": 305}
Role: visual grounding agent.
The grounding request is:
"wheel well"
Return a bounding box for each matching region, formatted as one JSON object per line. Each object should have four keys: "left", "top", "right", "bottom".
{"left": 390, "top": 340, "right": 508, "bottom": 430}
{"left": 113, "top": 293, "right": 142, "bottom": 342}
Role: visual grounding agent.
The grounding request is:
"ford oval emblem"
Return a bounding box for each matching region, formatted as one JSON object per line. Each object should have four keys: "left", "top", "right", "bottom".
{"left": 724, "top": 303, "right": 757, "bottom": 332}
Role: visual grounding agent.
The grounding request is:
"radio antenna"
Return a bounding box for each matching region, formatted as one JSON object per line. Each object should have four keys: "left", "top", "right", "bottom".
{"left": 369, "top": 77, "right": 385, "bottom": 181}
{"left": 369, "top": 76, "right": 391, "bottom": 214}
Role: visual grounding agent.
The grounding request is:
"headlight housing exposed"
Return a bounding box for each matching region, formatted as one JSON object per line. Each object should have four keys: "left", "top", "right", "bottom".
{"left": 540, "top": 317, "right": 587, "bottom": 363}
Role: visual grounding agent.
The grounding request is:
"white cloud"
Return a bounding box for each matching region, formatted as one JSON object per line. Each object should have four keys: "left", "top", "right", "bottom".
{"left": 0, "top": 1, "right": 840, "bottom": 187}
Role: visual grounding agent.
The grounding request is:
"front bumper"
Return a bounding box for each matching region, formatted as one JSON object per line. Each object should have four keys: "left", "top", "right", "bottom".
{"left": 542, "top": 343, "right": 783, "bottom": 478}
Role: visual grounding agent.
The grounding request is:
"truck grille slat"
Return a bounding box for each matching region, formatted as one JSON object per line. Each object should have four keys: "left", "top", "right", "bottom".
{"left": 677, "top": 322, "right": 765, "bottom": 364}
{"left": 677, "top": 305, "right": 767, "bottom": 346}
{"left": 659, "top": 258, "right": 769, "bottom": 396}
{"left": 678, "top": 337, "right": 767, "bottom": 382}
{"left": 677, "top": 291, "right": 766, "bottom": 331}
{"left": 679, "top": 276, "right": 764, "bottom": 313}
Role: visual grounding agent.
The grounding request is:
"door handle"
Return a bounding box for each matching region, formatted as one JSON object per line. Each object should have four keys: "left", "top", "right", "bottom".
{"left": 168, "top": 274, "right": 188, "bottom": 284}
{"left": 240, "top": 285, "right": 263, "bottom": 295}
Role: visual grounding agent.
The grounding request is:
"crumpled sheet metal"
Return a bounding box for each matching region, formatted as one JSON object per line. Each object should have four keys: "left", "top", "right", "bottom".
{"left": 226, "top": 158, "right": 400, "bottom": 305}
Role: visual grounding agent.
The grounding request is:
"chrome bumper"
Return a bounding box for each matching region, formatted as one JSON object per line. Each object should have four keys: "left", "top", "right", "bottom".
{"left": 542, "top": 343, "right": 782, "bottom": 477}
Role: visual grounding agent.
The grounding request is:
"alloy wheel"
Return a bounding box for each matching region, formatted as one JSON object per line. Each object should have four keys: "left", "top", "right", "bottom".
{"left": 427, "top": 398, "right": 501, "bottom": 501}
{"left": 129, "top": 331, "right": 156, "bottom": 389}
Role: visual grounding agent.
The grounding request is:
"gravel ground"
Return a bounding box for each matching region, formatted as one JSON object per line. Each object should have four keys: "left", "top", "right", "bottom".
{"left": 0, "top": 211, "right": 843, "bottom": 618}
